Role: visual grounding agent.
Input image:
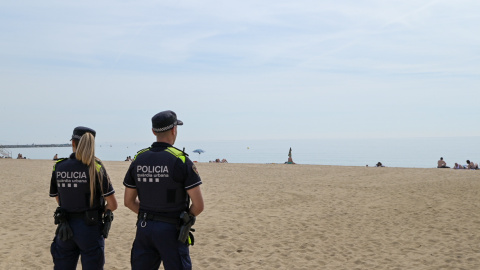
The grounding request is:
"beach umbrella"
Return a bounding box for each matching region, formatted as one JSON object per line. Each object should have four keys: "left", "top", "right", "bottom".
{"left": 193, "top": 149, "right": 205, "bottom": 161}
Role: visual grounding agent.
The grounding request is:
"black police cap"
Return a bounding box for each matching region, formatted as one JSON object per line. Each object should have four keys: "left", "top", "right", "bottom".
{"left": 152, "top": 110, "right": 183, "bottom": 132}
{"left": 71, "top": 126, "right": 96, "bottom": 141}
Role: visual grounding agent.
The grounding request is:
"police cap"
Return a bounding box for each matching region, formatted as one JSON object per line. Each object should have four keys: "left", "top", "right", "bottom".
{"left": 152, "top": 110, "right": 183, "bottom": 132}
{"left": 71, "top": 126, "right": 96, "bottom": 141}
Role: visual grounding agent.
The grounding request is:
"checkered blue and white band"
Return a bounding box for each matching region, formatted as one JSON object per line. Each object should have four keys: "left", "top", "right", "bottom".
{"left": 152, "top": 123, "right": 175, "bottom": 132}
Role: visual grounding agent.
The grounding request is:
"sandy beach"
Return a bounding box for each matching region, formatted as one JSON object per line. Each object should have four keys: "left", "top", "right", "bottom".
{"left": 1, "top": 159, "right": 480, "bottom": 269}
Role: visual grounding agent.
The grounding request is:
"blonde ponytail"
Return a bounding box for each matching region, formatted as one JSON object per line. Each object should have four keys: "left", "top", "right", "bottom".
{"left": 75, "top": 132, "right": 104, "bottom": 207}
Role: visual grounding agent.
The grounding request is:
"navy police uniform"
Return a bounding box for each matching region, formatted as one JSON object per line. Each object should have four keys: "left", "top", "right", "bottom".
{"left": 49, "top": 127, "right": 115, "bottom": 270}
{"left": 123, "top": 111, "right": 202, "bottom": 270}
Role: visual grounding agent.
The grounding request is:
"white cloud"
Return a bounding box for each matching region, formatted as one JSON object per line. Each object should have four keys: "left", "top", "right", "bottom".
{"left": 1, "top": 0, "right": 479, "bottom": 144}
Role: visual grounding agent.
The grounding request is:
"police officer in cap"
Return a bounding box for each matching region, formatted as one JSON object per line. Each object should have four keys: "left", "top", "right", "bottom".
{"left": 49, "top": 126, "right": 118, "bottom": 270}
{"left": 124, "top": 110, "right": 204, "bottom": 270}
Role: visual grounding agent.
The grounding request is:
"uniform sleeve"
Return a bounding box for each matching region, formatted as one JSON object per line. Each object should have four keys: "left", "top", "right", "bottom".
{"left": 123, "top": 161, "right": 137, "bottom": 188}
{"left": 182, "top": 158, "right": 202, "bottom": 190}
{"left": 101, "top": 167, "right": 115, "bottom": 197}
{"left": 49, "top": 168, "right": 58, "bottom": 197}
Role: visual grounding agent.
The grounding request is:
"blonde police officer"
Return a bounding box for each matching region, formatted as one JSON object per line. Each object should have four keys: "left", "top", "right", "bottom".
{"left": 49, "top": 126, "right": 118, "bottom": 270}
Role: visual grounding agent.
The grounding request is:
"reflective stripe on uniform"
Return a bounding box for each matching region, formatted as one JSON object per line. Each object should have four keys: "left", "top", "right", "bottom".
{"left": 165, "top": 147, "right": 186, "bottom": 163}
{"left": 95, "top": 162, "right": 102, "bottom": 172}
{"left": 53, "top": 158, "right": 67, "bottom": 171}
{"left": 134, "top": 148, "right": 151, "bottom": 161}
{"left": 133, "top": 146, "right": 186, "bottom": 163}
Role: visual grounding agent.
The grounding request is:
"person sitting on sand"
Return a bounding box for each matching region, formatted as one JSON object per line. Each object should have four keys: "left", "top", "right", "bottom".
{"left": 376, "top": 162, "right": 384, "bottom": 167}
{"left": 17, "top": 153, "right": 23, "bottom": 159}
{"left": 221, "top": 158, "right": 228, "bottom": 163}
{"left": 437, "top": 157, "right": 449, "bottom": 168}
{"left": 467, "top": 160, "right": 479, "bottom": 170}
{"left": 466, "top": 160, "right": 477, "bottom": 170}
{"left": 53, "top": 154, "right": 58, "bottom": 160}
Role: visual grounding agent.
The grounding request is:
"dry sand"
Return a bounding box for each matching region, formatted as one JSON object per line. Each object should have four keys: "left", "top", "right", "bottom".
{"left": 1, "top": 159, "right": 480, "bottom": 269}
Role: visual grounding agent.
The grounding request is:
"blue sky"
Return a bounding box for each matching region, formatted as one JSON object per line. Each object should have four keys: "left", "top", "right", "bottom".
{"left": 1, "top": 0, "right": 479, "bottom": 145}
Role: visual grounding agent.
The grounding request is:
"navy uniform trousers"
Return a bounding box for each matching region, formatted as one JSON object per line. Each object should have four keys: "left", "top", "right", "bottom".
{"left": 131, "top": 220, "right": 191, "bottom": 270}
{"left": 50, "top": 217, "right": 105, "bottom": 270}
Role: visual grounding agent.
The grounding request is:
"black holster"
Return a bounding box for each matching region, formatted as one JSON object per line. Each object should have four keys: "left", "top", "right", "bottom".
{"left": 54, "top": 207, "right": 68, "bottom": 225}
{"left": 102, "top": 210, "right": 114, "bottom": 238}
{"left": 178, "top": 212, "right": 196, "bottom": 246}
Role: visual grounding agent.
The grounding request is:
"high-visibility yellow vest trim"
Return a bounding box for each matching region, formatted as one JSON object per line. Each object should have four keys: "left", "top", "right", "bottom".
{"left": 53, "top": 158, "right": 67, "bottom": 171}
{"left": 134, "top": 147, "right": 151, "bottom": 161}
{"left": 95, "top": 162, "right": 102, "bottom": 172}
{"left": 165, "top": 147, "right": 186, "bottom": 163}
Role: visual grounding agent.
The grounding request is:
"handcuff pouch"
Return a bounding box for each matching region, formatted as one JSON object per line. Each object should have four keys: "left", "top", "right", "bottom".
{"left": 84, "top": 209, "right": 100, "bottom": 226}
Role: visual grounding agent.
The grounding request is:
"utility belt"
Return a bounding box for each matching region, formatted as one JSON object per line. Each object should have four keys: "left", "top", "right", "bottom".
{"left": 53, "top": 207, "right": 114, "bottom": 241}
{"left": 137, "top": 210, "right": 196, "bottom": 246}
{"left": 138, "top": 211, "right": 180, "bottom": 227}
{"left": 57, "top": 209, "right": 102, "bottom": 226}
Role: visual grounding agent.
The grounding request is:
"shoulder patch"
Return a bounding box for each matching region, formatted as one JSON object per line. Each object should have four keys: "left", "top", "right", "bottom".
{"left": 192, "top": 164, "right": 199, "bottom": 176}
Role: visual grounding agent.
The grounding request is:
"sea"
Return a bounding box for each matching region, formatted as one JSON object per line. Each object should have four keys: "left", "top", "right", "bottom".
{"left": 3, "top": 137, "right": 480, "bottom": 169}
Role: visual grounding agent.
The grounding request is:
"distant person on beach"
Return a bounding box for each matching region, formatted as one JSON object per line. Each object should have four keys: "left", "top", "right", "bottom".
{"left": 466, "top": 160, "right": 474, "bottom": 170}
{"left": 437, "top": 157, "right": 449, "bottom": 168}
{"left": 376, "top": 162, "right": 384, "bottom": 167}
{"left": 286, "top": 147, "right": 295, "bottom": 164}
{"left": 53, "top": 154, "right": 58, "bottom": 160}
{"left": 17, "top": 153, "right": 23, "bottom": 159}
{"left": 49, "top": 126, "right": 118, "bottom": 269}
{"left": 454, "top": 163, "right": 464, "bottom": 169}
{"left": 123, "top": 110, "right": 204, "bottom": 269}
{"left": 466, "top": 160, "right": 478, "bottom": 170}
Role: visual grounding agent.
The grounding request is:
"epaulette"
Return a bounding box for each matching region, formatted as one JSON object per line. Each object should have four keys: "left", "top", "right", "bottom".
{"left": 53, "top": 158, "right": 68, "bottom": 171}
{"left": 174, "top": 146, "right": 189, "bottom": 157}
{"left": 56, "top": 157, "right": 68, "bottom": 163}
{"left": 165, "top": 147, "right": 187, "bottom": 163}
{"left": 94, "top": 158, "right": 104, "bottom": 172}
{"left": 134, "top": 147, "right": 151, "bottom": 161}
